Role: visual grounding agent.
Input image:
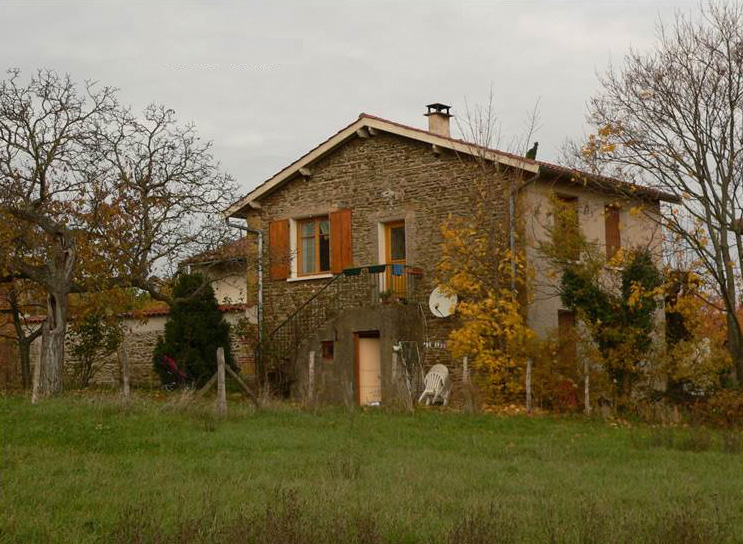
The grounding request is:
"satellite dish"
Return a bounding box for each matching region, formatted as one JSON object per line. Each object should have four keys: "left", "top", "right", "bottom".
{"left": 429, "top": 287, "right": 457, "bottom": 318}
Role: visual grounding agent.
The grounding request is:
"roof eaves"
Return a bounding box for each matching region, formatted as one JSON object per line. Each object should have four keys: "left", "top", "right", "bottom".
{"left": 224, "top": 113, "right": 541, "bottom": 218}
{"left": 539, "top": 163, "right": 681, "bottom": 203}
{"left": 224, "top": 112, "right": 676, "bottom": 216}
{"left": 224, "top": 116, "right": 366, "bottom": 218}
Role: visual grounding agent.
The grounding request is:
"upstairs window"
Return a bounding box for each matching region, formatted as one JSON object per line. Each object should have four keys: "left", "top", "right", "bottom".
{"left": 268, "top": 209, "right": 352, "bottom": 281}
{"left": 297, "top": 216, "right": 330, "bottom": 275}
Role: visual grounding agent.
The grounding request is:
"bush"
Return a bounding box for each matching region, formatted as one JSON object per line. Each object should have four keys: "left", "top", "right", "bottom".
{"left": 153, "top": 273, "right": 234, "bottom": 388}
{"left": 68, "top": 311, "right": 123, "bottom": 388}
{"left": 690, "top": 389, "right": 743, "bottom": 429}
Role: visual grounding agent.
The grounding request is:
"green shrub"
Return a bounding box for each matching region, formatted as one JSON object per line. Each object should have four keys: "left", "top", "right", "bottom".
{"left": 153, "top": 272, "right": 234, "bottom": 388}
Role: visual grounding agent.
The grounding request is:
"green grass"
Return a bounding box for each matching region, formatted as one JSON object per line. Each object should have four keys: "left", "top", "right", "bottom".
{"left": 1, "top": 393, "right": 743, "bottom": 543}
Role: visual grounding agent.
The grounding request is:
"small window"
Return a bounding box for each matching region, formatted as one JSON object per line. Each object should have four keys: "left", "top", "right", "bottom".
{"left": 321, "top": 340, "right": 334, "bottom": 361}
{"left": 297, "top": 216, "right": 330, "bottom": 275}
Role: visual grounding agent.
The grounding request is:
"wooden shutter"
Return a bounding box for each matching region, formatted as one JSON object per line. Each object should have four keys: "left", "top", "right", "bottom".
{"left": 330, "top": 209, "right": 352, "bottom": 274}
{"left": 268, "top": 219, "right": 290, "bottom": 280}
{"left": 605, "top": 205, "right": 621, "bottom": 260}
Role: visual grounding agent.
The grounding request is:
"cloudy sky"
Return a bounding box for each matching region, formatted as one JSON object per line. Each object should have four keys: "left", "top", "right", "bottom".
{"left": 1, "top": 1, "right": 693, "bottom": 196}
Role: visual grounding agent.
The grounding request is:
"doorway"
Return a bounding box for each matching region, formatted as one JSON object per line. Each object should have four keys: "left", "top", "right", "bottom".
{"left": 354, "top": 331, "right": 381, "bottom": 405}
{"left": 384, "top": 220, "right": 406, "bottom": 297}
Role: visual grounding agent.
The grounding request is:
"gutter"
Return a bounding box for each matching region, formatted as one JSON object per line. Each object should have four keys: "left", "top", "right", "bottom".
{"left": 226, "top": 218, "right": 264, "bottom": 377}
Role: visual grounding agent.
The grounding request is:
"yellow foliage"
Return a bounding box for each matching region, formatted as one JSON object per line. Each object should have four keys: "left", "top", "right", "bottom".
{"left": 438, "top": 191, "right": 534, "bottom": 404}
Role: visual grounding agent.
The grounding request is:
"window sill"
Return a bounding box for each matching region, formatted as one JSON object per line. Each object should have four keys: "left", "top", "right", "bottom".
{"left": 287, "top": 273, "right": 334, "bottom": 283}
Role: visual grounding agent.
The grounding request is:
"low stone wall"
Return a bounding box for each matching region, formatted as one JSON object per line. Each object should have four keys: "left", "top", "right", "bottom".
{"left": 0, "top": 337, "right": 20, "bottom": 389}
{"left": 22, "top": 309, "right": 256, "bottom": 390}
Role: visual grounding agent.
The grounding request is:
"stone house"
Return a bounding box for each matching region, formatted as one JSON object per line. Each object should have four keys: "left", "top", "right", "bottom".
{"left": 225, "top": 103, "right": 678, "bottom": 406}
{"left": 0, "top": 240, "right": 257, "bottom": 390}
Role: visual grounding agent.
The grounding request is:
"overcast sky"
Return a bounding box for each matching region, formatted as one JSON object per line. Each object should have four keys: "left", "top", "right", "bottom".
{"left": 1, "top": 1, "right": 695, "bottom": 196}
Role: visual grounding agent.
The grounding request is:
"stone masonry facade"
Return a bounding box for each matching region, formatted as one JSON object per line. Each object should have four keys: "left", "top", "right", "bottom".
{"left": 245, "top": 131, "right": 514, "bottom": 401}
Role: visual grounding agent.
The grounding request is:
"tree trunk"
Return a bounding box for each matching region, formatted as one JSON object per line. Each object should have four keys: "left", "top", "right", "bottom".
{"left": 37, "top": 291, "right": 68, "bottom": 397}
{"left": 118, "top": 343, "right": 131, "bottom": 401}
{"left": 725, "top": 311, "right": 743, "bottom": 386}
{"left": 19, "top": 340, "right": 32, "bottom": 390}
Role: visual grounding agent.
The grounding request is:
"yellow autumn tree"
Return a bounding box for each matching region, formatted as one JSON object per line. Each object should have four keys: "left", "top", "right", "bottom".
{"left": 438, "top": 180, "right": 534, "bottom": 404}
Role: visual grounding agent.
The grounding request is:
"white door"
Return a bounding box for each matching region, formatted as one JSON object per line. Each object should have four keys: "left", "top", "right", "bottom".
{"left": 357, "top": 337, "right": 381, "bottom": 405}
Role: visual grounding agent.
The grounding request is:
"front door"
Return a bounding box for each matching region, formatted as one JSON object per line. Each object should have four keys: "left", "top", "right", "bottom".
{"left": 385, "top": 221, "right": 406, "bottom": 297}
{"left": 355, "top": 332, "right": 381, "bottom": 405}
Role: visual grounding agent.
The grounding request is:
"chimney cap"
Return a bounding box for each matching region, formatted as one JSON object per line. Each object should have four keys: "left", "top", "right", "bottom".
{"left": 425, "top": 103, "right": 452, "bottom": 117}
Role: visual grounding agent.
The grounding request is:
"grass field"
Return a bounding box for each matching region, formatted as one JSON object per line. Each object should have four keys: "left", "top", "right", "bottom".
{"left": 1, "top": 393, "right": 742, "bottom": 543}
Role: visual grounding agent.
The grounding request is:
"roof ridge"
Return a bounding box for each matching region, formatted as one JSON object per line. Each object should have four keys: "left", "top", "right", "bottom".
{"left": 226, "top": 112, "right": 679, "bottom": 215}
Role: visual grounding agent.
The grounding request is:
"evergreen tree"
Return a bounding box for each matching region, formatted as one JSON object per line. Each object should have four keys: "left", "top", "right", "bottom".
{"left": 153, "top": 273, "right": 233, "bottom": 387}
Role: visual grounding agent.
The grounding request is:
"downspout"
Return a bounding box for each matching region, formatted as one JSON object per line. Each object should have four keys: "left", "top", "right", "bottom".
{"left": 226, "top": 217, "right": 263, "bottom": 378}
{"left": 509, "top": 170, "right": 540, "bottom": 293}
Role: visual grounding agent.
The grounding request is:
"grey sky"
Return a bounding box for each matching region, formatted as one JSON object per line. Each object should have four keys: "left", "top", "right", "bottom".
{"left": 1, "top": 1, "right": 693, "bottom": 196}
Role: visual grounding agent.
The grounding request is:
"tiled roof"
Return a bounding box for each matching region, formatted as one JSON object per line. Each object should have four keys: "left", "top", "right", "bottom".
{"left": 358, "top": 114, "right": 680, "bottom": 203}
{"left": 226, "top": 112, "right": 680, "bottom": 216}
{"left": 127, "top": 303, "right": 248, "bottom": 318}
{"left": 24, "top": 303, "right": 248, "bottom": 324}
{"left": 181, "top": 238, "right": 250, "bottom": 266}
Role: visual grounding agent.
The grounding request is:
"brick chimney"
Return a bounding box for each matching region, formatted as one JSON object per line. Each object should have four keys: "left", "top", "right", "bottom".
{"left": 425, "top": 103, "right": 452, "bottom": 138}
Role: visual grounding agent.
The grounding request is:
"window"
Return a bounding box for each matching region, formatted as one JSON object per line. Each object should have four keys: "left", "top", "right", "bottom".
{"left": 384, "top": 221, "right": 406, "bottom": 296}
{"left": 321, "top": 340, "right": 334, "bottom": 361}
{"left": 386, "top": 221, "right": 406, "bottom": 263}
{"left": 297, "top": 216, "right": 330, "bottom": 275}
{"left": 605, "top": 205, "right": 621, "bottom": 260}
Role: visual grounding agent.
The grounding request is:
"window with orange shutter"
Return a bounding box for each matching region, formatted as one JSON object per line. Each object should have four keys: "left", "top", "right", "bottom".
{"left": 297, "top": 216, "right": 330, "bottom": 275}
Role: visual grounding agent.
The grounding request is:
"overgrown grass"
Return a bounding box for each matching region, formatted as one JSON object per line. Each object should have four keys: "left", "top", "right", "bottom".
{"left": 1, "top": 393, "right": 742, "bottom": 543}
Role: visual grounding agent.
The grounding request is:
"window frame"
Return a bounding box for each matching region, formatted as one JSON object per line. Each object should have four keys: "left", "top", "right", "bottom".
{"left": 296, "top": 215, "right": 331, "bottom": 276}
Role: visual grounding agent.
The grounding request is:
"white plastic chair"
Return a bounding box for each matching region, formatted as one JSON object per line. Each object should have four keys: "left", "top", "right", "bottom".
{"left": 418, "top": 364, "right": 452, "bottom": 406}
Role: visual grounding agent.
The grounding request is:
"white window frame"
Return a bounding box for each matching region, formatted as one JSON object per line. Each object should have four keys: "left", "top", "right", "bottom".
{"left": 287, "top": 216, "right": 334, "bottom": 282}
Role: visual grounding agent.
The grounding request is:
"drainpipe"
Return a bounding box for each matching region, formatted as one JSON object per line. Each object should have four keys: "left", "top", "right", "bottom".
{"left": 509, "top": 172, "right": 539, "bottom": 294}
{"left": 226, "top": 217, "right": 263, "bottom": 377}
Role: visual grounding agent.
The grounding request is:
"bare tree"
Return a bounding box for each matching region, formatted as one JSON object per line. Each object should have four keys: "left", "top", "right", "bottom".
{"left": 94, "top": 103, "right": 239, "bottom": 304}
{"left": 577, "top": 3, "right": 743, "bottom": 383}
{"left": 0, "top": 69, "right": 118, "bottom": 396}
{"left": 0, "top": 69, "right": 238, "bottom": 397}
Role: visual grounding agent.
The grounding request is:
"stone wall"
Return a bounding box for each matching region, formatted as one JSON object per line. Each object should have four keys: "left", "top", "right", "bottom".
{"left": 23, "top": 309, "right": 255, "bottom": 390}
{"left": 247, "top": 131, "right": 511, "bottom": 379}
{"left": 0, "top": 336, "right": 19, "bottom": 389}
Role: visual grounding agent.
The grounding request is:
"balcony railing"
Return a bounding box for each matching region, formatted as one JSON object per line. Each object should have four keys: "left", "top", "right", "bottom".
{"left": 260, "top": 264, "right": 424, "bottom": 388}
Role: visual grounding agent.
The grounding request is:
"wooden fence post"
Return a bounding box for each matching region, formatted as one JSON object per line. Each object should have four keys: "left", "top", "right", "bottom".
{"left": 119, "top": 343, "right": 131, "bottom": 402}
{"left": 31, "top": 343, "right": 41, "bottom": 405}
{"left": 216, "top": 347, "right": 227, "bottom": 415}
{"left": 525, "top": 358, "right": 533, "bottom": 415}
{"left": 584, "top": 358, "right": 590, "bottom": 415}
{"left": 391, "top": 349, "right": 398, "bottom": 382}
{"left": 308, "top": 351, "right": 315, "bottom": 403}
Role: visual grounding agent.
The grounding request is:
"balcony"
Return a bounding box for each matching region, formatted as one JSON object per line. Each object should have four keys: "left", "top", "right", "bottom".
{"left": 260, "top": 264, "right": 425, "bottom": 380}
